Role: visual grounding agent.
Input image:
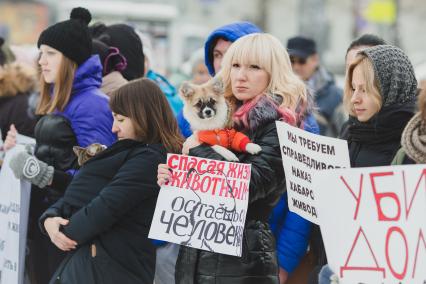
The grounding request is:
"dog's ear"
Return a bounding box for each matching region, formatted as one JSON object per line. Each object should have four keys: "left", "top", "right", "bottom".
{"left": 73, "top": 146, "right": 86, "bottom": 157}
{"left": 211, "top": 77, "right": 224, "bottom": 95}
{"left": 179, "top": 81, "right": 195, "bottom": 98}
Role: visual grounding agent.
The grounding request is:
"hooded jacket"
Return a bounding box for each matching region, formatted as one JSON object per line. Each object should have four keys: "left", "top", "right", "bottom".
{"left": 35, "top": 54, "right": 116, "bottom": 168}
{"left": 0, "top": 63, "right": 37, "bottom": 140}
{"left": 204, "top": 22, "right": 261, "bottom": 76}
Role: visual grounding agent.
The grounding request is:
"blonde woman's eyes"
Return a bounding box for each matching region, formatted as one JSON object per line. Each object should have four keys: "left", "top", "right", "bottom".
{"left": 250, "top": 64, "right": 261, "bottom": 69}
{"left": 232, "top": 63, "right": 240, "bottom": 68}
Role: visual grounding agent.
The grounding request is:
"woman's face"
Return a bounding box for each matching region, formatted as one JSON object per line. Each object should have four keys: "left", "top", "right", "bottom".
{"left": 230, "top": 62, "right": 269, "bottom": 102}
{"left": 350, "top": 65, "right": 380, "bottom": 122}
{"left": 38, "top": 45, "right": 63, "bottom": 84}
{"left": 112, "top": 113, "right": 137, "bottom": 140}
{"left": 192, "top": 62, "right": 210, "bottom": 85}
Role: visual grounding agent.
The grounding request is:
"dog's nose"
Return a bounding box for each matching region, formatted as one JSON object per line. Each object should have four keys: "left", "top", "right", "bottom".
{"left": 205, "top": 109, "right": 212, "bottom": 115}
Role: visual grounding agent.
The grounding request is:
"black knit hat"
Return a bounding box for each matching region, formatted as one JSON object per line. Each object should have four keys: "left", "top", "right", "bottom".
{"left": 37, "top": 7, "right": 92, "bottom": 66}
{"left": 90, "top": 23, "right": 144, "bottom": 80}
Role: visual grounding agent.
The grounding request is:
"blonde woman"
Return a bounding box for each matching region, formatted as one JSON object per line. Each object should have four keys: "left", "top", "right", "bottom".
{"left": 158, "top": 33, "right": 311, "bottom": 283}
{"left": 343, "top": 45, "right": 416, "bottom": 167}
{"left": 313, "top": 45, "right": 417, "bottom": 284}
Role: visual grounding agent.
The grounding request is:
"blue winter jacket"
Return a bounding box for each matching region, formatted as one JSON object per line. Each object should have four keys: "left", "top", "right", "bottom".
{"left": 59, "top": 55, "right": 116, "bottom": 147}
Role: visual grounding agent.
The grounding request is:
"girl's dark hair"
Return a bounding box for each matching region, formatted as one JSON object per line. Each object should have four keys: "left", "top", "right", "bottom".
{"left": 346, "top": 34, "right": 387, "bottom": 55}
{"left": 110, "top": 78, "right": 183, "bottom": 153}
{"left": 92, "top": 39, "right": 127, "bottom": 76}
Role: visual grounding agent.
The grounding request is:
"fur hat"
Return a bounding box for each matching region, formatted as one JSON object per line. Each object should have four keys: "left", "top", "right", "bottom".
{"left": 37, "top": 7, "right": 92, "bottom": 66}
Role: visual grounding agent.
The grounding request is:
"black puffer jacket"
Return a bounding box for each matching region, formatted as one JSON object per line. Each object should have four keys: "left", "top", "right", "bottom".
{"left": 39, "top": 139, "right": 166, "bottom": 284}
{"left": 34, "top": 114, "right": 79, "bottom": 172}
{"left": 176, "top": 96, "right": 285, "bottom": 284}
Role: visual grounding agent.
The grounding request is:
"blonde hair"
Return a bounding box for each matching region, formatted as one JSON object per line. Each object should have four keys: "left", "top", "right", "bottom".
{"left": 217, "top": 33, "right": 307, "bottom": 110}
{"left": 37, "top": 55, "right": 77, "bottom": 115}
{"left": 344, "top": 55, "right": 382, "bottom": 116}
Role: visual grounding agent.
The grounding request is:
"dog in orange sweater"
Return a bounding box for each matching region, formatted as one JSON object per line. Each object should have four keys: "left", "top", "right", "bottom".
{"left": 180, "top": 78, "right": 261, "bottom": 161}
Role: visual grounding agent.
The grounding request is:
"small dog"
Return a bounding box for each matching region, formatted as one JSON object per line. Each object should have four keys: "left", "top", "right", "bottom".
{"left": 73, "top": 143, "right": 107, "bottom": 166}
{"left": 180, "top": 78, "right": 261, "bottom": 161}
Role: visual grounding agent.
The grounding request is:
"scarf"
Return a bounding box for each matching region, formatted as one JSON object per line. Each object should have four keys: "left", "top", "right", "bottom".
{"left": 347, "top": 101, "right": 415, "bottom": 145}
{"left": 232, "top": 94, "right": 296, "bottom": 131}
{"left": 401, "top": 112, "right": 426, "bottom": 163}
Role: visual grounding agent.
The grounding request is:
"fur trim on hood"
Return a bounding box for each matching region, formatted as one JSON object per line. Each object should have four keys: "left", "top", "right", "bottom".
{"left": 0, "top": 63, "right": 37, "bottom": 98}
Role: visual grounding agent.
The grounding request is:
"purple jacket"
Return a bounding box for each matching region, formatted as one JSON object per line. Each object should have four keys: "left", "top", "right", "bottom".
{"left": 59, "top": 55, "right": 116, "bottom": 147}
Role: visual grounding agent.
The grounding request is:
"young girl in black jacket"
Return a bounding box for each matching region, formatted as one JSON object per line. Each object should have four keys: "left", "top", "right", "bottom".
{"left": 39, "top": 78, "right": 183, "bottom": 284}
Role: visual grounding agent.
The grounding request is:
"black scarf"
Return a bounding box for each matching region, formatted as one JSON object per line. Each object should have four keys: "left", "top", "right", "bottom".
{"left": 347, "top": 101, "right": 415, "bottom": 145}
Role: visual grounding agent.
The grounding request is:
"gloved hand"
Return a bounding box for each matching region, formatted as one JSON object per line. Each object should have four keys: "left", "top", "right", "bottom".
{"left": 9, "top": 150, "right": 54, "bottom": 188}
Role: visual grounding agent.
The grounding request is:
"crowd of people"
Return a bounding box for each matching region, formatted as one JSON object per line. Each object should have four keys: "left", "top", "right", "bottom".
{"left": 0, "top": 6, "right": 424, "bottom": 284}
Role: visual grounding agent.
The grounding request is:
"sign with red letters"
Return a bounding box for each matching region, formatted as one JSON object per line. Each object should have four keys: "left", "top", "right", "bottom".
{"left": 149, "top": 154, "right": 251, "bottom": 257}
{"left": 315, "top": 165, "right": 426, "bottom": 283}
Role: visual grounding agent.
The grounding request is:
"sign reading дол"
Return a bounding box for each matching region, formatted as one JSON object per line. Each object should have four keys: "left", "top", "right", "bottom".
{"left": 314, "top": 165, "right": 426, "bottom": 283}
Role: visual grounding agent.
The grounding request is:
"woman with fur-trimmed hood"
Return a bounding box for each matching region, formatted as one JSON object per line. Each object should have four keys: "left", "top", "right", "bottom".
{"left": 0, "top": 61, "right": 37, "bottom": 141}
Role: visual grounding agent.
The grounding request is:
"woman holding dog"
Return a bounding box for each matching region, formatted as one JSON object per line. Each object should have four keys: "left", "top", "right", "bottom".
{"left": 37, "top": 78, "right": 182, "bottom": 283}
{"left": 4, "top": 8, "right": 116, "bottom": 283}
{"left": 158, "top": 33, "right": 311, "bottom": 283}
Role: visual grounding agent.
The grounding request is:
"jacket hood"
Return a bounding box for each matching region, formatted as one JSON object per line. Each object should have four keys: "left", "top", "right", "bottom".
{"left": 0, "top": 63, "right": 37, "bottom": 98}
{"left": 361, "top": 45, "right": 417, "bottom": 107}
{"left": 204, "top": 22, "right": 261, "bottom": 76}
{"left": 72, "top": 55, "right": 103, "bottom": 93}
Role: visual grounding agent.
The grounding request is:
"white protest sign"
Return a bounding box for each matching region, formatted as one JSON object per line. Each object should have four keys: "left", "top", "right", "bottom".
{"left": 314, "top": 164, "right": 426, "bottom": 283}
{"left": 149, "top": 154, "right": 251, "bottom": 257}
{"left": 276, "top": 121, "right": 350, "bottom": 224}
{"left": 0, "top": 145, "right": 31, "bottom": 284}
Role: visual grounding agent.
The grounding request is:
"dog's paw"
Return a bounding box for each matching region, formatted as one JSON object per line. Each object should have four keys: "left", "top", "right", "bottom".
{"left": 212, "top": 145, "right": 239, "bottom": 162}
{"left": 223, "top": 152, "right": 239, "bottom": 162}
{"left": 245, "top": 143, "right": 262, "bottom": 154}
